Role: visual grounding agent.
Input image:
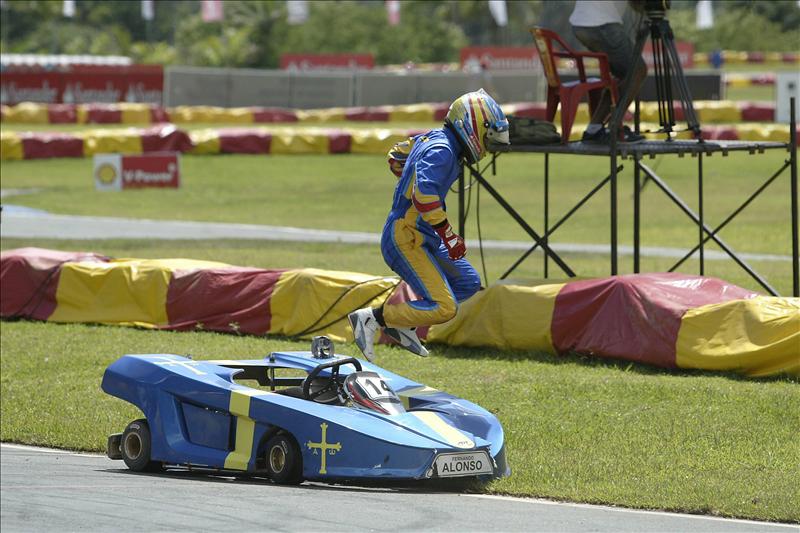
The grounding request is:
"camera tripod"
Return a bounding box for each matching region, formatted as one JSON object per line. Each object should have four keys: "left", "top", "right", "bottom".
{"left": 609, "top": 10, "right": 703, "bottom": 141}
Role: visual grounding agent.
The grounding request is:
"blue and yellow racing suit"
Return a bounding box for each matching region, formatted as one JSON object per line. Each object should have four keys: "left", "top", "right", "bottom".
{"left": 381, "top": 127, "right": 481, "bottom": 328}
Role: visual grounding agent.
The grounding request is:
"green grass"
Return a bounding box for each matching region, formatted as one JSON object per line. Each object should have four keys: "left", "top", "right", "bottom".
{"left": 2, "top": 148, "right": 796, "bottom": 295}
{"left": 2, "top": 316, "right": 798, "bottom": 522}
{"left": 724, "top": 84, "right": 775, "bottom": 102}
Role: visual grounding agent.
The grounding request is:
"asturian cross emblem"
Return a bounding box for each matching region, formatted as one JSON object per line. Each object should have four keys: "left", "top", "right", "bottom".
{"left": 306, "top": 423, "right": 342, "bottom": 474}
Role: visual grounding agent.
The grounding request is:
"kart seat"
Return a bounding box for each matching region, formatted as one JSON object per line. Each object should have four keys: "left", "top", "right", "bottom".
{"left": 275, "top": 386, "right": 305, "bottom": 399}
{"left": 275, "top": 383, "right": 344, "bottom": 405}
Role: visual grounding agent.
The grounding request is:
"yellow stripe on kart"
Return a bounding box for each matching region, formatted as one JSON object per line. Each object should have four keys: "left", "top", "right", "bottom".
{"left": 397, "top": 386, "right": 440, "bottom": 409}
{"left": 410, "top": 410, "right": 474, "bottom": 449}
{"left": 224, "top": 389, "right": 269, "bottom": 470}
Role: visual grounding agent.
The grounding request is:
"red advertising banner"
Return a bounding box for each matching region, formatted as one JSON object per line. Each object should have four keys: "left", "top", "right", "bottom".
{"left": 1, "top": 65, "right": 164, "bottom": 105}
{"left": 642, "top": 41, "right": 695, "bottom": 69}
{"left": 460, "top": 46, "right": 539, "bottom": 71}
{"left": 280, "top": 53, "right": 374, "bottom": 71}
{"left": 94, "top": 152, "right": 180, "bottom": 191}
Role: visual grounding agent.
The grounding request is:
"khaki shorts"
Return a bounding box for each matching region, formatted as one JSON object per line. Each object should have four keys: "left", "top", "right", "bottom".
{"left": 572, "top": 23, "right": 645, "bottom": 80}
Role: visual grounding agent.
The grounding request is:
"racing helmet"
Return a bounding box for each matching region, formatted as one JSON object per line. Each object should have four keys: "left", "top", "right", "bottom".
{"left": 444, "top": 89, "right": 510, "bottom": 164}
{"left": 343, "top": 371, "right": 405, "bottom": 416}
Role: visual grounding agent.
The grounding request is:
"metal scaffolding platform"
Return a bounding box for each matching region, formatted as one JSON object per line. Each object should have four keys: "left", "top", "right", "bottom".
{"left": 458, "top": 102, "right": 799, "bottom": 297}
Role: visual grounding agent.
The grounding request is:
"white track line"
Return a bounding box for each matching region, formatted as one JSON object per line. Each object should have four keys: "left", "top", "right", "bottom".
{"left": 1, "top": 443, "right": 103, "bottom": 457}
{"left": 466, "top": 494, "right": 798, "bottom": 528}
{"left": 1, "top": 211, "right": 791, "bottom": 262}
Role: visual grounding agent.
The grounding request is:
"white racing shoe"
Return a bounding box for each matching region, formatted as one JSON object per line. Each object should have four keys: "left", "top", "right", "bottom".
{"left": 348, "top": 308, "right": 379, "bottom": 362}
{"left": 382, "top": 326, "right": 429, "bottom": 357}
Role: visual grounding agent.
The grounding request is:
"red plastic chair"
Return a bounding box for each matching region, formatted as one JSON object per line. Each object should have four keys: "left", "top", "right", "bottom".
{"left": 530, "top": 27, "right": 619, "bottom": 143}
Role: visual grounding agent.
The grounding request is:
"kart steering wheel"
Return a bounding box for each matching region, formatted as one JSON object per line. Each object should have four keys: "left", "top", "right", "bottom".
{"left": 302, "top": 357, "right": 362, "bottom": 402}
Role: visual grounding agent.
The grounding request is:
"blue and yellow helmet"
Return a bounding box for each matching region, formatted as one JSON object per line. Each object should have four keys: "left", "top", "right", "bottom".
{"left": 445, "top": 89, "right": 510, "bottom": 163}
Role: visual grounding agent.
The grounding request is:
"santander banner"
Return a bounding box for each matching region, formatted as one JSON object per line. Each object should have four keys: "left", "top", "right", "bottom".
{"left": 94, "top": 153, "right": 180, "bottom": 191}
{"left": 460, "top": 46, "right": 539, "bottom": 71}
{"left": 280, "top": 53, "right": 374, "bottom": 71}
{"left": 1, "top": 65, "right": 164, "bottom": 105}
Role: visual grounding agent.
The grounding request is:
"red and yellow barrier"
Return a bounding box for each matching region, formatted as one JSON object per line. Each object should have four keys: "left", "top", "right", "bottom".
{"left": 2, "top": 121, "right": 796, "bottom": 160}
{"left": 0, "top": 100, "right": 785, "bottom": 126}
{"left": 0, "top": 125, "right": 193, "bottom": 160}
{"left": 0, "top": 126, "right": 425, "bottom": 159}
{"left": 2, "top": 248, "right": 797, "bottom": 377}
{"left": 694, "top": 51, "right": 799, "bottom": 66}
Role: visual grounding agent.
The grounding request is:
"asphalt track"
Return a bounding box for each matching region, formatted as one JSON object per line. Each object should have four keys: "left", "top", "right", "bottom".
{"left": 2, "top": 445, "right": 796, "bottom": 533}
{"left": 0, "top": 207, "right": 791, "bottom": 263}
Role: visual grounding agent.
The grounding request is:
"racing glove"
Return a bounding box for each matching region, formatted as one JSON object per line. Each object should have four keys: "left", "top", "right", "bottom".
{"left": 433, "top": 220, "right": 466, "bottom": 260}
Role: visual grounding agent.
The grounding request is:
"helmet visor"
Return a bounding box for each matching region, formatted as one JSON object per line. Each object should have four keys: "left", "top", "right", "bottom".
{"left": 486, "top": 118, "right": 510, "bottom": 146}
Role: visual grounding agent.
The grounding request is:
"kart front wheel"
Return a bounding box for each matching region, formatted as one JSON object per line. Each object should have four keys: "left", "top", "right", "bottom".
{"left": 121, "top": 419, "right": 163, "bottom": 473}
{"left": 264, "top": 433, "right": 303, "bottom": 485}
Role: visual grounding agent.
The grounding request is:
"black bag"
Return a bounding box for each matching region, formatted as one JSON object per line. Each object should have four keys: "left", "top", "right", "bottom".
{"left": 508, "top": 115, "right": 561, "bottom": 145}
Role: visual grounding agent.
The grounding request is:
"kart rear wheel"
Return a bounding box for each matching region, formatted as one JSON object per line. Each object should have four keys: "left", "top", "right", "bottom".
{"left": 121, "top": 419, "right": 163, "bottom": 473}
{"left": 264, "top": 433, "right": 303, "bottom": 485}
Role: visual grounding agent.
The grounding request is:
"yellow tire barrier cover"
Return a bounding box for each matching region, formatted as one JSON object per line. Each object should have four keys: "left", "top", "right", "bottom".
{"left": 49, "top": 258, "right": 230, "bottom": 328}
{"left": 83, "top": 128, "right": 144, "bottom": 156}
{"left": 676, "top": 296, "right": 800, "bottom": 377}
{"left": 269, "top": 269, "right": 399, "bottom": 341}
{"left": 0, "top": 132, "right": 24, "bottom": 161}
{"left": 428, "top": 280, "right": 566, "bottom": 352}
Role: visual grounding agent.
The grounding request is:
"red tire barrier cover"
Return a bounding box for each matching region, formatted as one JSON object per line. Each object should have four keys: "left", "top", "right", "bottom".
{"left": 252, "top": 108, "right": 298, "bottom": 123}
{"left": 218, "top": 129, "right": 271, "bottom": 154}
{"left": 703, "top": 126, "right": 739, "bottom": 141}
{"left": 166, "top": 267, "right": 285, "bottom": 334}
{"left": 550, "top": 273, "right": 757, "bottom": 368}
{"left": 48, "top": 104, "right": 78, "bottom": 124}
{"left": 0, "top": 248, "right": 109, "bottom": 320}
{"left": 140, "top": 125, "right": 193, "bottom": 153}
{"left": 432, "top": 103, "right": 451, "bottom": 122}
{"left": 740, "top": 103, "right": 774, "bottom": 122}
{"left": 21, "top": 132, "right": 84, "bottom": 159}
{"left": 345, "top": 108, "right": 391, "bottom": 121}
{"left": 328, "top": 131, "right": 352, "bottom": 154}
{"left": 150, "top": 107, "right": 171, "bottom": 123}
{"left": 84, "top": 104, "right": 122, "bottom": 124}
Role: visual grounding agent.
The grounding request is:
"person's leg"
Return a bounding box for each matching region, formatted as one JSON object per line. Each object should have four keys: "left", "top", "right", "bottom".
{"left": 349, "top": 221, "right": 457, "bottom": 360}
{"left": 573, "top": 23, "right": 648, "bottom": 127}
{"left": 430, "top": 240, "right": 481, "bottom": 303}
{"left": 573, "top": 25, "right": 614, "bottom": 127}
{"left": 380, "top": 227, "right": 459, "bottom": 329}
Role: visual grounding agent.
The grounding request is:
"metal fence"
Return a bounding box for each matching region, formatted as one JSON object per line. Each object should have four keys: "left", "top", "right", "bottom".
{"left": 165, "top": 67, "right": 546, "bottom": 108}
{"left": 165, "top": 66, "right": 721, "bottom": 109}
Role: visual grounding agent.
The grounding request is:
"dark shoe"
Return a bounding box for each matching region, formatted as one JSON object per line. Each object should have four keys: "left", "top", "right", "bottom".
{"left": 581, "top": 126, "right": 645, "bottom": 144}
{"left": 622, "top": 125, "right": 645, "bottom": 143}
{"left": 581, "top": 127, "right": 611, "bottom": 144}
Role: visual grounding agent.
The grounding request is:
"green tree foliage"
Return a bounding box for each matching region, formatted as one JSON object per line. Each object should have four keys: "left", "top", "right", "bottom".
{"left": 667, "top": 4, "right": 800, "bottom": 52}
{"left": 0, "top": 0, "right": 797, "bottom": 66}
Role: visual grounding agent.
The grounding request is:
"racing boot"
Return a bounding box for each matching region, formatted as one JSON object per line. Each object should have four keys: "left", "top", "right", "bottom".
{"left": 382, "top": 326, "right": 429, "bottom": 357}
{"left": 348, "top": 308, "right": 379, "bottom": 362}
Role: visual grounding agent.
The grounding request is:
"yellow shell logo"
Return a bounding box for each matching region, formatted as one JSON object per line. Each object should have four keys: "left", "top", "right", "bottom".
{"left": 96, "top": 163, "right": 117, "bottom": 185}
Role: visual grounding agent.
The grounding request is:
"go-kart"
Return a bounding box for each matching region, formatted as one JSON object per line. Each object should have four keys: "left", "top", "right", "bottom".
{"left": 101, "top": 337, "right": 509, "bottom": 484}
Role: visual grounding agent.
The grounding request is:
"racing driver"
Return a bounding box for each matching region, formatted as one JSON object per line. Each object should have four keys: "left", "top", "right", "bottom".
{"left": 349, "top": 89, "right": 510, "bottom": 361}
